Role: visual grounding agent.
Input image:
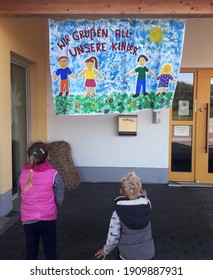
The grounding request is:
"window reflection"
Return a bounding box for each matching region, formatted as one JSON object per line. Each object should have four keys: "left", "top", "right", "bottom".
{"left": 172, "top": 73, "right": 194, "bottom": 121}
{"left": 171, "top": 125, "right": 192, "bottom": 172}
{"left": 208, "top": 77, "right": 213, "bottom": 173}
{"left": 11, "top": 63, "right": 28, "bottom": 193}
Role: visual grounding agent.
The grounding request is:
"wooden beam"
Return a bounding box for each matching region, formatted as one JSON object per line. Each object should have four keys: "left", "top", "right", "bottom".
{"left": 1, "top": 0, "right": 213, "bottom": 17}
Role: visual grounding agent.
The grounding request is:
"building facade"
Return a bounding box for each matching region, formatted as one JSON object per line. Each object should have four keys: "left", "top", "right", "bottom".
{"left": 1, "top": 1, "right": 213, "bottom": 216}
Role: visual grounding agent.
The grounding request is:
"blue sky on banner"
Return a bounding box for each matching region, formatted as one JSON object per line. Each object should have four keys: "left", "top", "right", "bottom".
{"left": 49, "top": 18, "right": 185, "bottom": 114}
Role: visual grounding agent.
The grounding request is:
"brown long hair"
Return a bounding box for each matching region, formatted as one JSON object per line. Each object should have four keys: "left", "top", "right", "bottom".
{"left": 85, "top": 56, "right": 98, "bottom": 69}
{"left": 24, "top": 142, "right": 49, "bottom": 192}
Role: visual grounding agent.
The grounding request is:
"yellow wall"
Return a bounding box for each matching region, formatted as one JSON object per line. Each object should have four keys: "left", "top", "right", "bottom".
{"left": 0, "top": 18, "right": 47, "bottom": 195}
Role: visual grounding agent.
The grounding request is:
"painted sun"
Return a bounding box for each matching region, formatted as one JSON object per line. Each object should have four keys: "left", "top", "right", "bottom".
{"left": 141, "top": 20, "right": 175, "bottom": 53}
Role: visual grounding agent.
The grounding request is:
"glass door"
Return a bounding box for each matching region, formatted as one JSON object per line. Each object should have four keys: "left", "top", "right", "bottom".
{"left": 169, "top": 69, "right": 213, "bottom": 183}
{"left": 195, "top": 69, "right": 213, "bottom": 183}
{"left": 169, "top": 70, "right": 196, "bottom": 181}
{"left": 11, "top": 59, "right": 29, "bottom": 194}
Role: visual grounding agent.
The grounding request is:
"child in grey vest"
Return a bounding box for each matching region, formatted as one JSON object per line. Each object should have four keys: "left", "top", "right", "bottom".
{"left": 95, "top": 172, "right": 155, "bottom": 260}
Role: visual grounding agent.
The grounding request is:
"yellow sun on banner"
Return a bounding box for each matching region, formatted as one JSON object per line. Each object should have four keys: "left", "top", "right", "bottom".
{"left": 150, "top": 27, "right": 163, "bottom": 43}
{"left": 141, "top": 20, "right": 174, "bottom": 53}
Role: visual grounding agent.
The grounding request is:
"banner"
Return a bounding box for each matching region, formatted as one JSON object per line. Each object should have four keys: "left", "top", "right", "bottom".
{"left": 49, "top": 18, "right": 185, "bottom": 115}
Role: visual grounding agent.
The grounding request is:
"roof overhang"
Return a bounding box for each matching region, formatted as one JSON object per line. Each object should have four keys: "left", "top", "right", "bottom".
{"left": 1, "top": 0, "right": 213, "bottom": 18}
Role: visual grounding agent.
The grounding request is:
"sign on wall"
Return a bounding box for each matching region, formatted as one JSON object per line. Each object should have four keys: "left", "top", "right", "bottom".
{"left": 49, "top": 18, "right": 185, "bottom": 115}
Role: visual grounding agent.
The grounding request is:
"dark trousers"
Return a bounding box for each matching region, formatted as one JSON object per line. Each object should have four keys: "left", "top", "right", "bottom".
{"left": 24, "top": 220, "right": 57, "bottom": 260}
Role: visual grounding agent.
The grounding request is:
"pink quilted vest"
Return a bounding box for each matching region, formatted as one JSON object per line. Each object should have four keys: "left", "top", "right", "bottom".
{"left": 20, "top": 162, "right": 58, "bottom": 222}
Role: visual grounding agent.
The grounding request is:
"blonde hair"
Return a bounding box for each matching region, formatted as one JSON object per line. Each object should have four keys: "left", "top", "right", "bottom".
{"left": 160, "top": 64, "right": 172, "bottom": 75}
{"left": 120, "top": 172, "right": 142, "bottom": 200}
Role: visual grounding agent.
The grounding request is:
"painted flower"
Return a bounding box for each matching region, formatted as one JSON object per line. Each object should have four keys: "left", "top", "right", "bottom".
{"left": 109, "top": 98, "right": 114, "bottom": 103}
{"left": 91, "top": 102, "right": 97, "bottom": 108}
{"left": 75, "top": 102, "right": 81, "bottom": 108}
{"left": 130, "top": 101, "right": 135, "bottom": 106}
{"left": 160, "top": 98, "right": 165, "bottom": 104}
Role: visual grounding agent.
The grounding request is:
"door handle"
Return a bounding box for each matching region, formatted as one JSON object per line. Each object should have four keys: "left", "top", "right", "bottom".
{"left": 205, "top": 103, "right": 209, "bottom": 153}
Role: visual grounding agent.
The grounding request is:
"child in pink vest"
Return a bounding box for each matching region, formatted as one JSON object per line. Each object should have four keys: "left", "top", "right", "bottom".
{"left": 19, "top": 141, "right": 64, "bottom": 259}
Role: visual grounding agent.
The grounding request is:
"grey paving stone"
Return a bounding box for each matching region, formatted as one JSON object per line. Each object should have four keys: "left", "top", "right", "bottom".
{"left": 0, "top": 183, "right": 213, "bottom": 260}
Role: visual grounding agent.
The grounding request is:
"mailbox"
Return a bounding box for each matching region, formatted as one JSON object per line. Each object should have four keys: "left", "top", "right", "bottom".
{"left": 118, "top": 115, "right": 137, "bottom": 136}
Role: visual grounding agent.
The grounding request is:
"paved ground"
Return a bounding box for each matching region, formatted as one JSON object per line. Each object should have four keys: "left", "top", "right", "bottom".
{"left": 1, "top": 183, "right": 213, "bottom": 260}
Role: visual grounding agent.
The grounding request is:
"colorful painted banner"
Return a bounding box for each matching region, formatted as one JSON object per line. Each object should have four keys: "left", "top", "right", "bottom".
{"left": 49, "top": 18, "right": 185, "bottom": 115}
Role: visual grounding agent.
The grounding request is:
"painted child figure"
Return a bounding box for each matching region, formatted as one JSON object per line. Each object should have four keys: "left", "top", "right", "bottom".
{"left": 95, "top": 172, "right": 155, "bottom": 260}
{"left": 130, "top": 54, "right": 155, "bottom": 98}
{"left": 156, "top": 63, "right": 176, "bottom": 95}
{"left": 78, "top": 56, "right": 103, "bottom": 97}
{"left": 53, "top": 56, "right": 76, "bottom": 96}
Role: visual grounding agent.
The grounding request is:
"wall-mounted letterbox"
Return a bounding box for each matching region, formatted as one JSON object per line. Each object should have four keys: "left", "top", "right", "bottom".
{"left": 118, "top": 115, "right": 137, "bottom": 136}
